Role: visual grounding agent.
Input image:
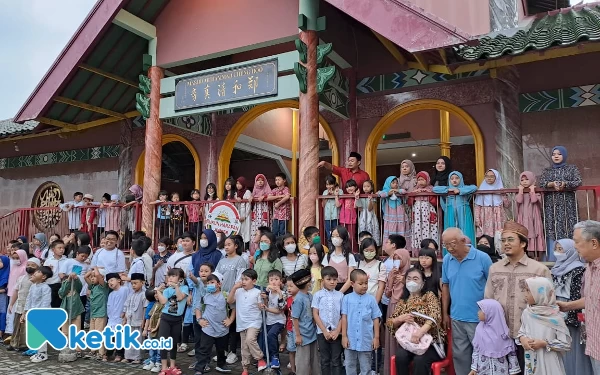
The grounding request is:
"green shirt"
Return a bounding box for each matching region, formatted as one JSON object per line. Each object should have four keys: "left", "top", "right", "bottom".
{"left": 59, "top": 278, "right": 84, "bottom": 320}
{"left": 89, "top": 283, "right": 110, "bottom": 318}
{"left": 254, "top": 257, "right": 283, "bottom": 288}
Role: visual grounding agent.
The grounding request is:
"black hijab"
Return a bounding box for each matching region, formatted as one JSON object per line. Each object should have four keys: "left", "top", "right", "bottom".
{"left": 431, "top": 156, "right": 452, "bottom": 187}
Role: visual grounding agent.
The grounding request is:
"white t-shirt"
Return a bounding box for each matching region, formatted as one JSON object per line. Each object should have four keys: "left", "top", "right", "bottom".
{"left": 91, "top": 247, "right": 127, "bottom": 273}
{"left": 381, "top": 257, "right": 394, "bottom": 305}
{"left": 265, "top": 290, "right": 286, "bottom": 326}
{"left": 235, "top": 287, "right": 262, "bottom": 331}
{"left": 44, "top": 255, "right": 68, "bottom": 284}
{"left": 166, "top": 252, "right": 193, "bottom": 273}
{"left": 357, "top": 259, "right": 387, "bottom": 298}
{"left": 321, "top": 252, "right": 358, "bottom": 268}
{"left": 60, "top": 258, "right": 90, "bottom": 296}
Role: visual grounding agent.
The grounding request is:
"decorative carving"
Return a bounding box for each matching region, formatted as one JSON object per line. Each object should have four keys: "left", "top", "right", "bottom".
{"left": 316, "top": 65, "right": 336, "bottom": 93}
{"left": 31, "top": 181, "right": 64, "bottom": 231}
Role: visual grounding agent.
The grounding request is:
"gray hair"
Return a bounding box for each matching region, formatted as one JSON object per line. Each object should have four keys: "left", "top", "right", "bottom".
{"left": 574, "top": 220, "right": 600, "bottom": 242}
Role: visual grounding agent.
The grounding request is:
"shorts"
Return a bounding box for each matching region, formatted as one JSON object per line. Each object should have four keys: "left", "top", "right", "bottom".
{"left": 286, "top": 331, "right": 296, "bottom": 353}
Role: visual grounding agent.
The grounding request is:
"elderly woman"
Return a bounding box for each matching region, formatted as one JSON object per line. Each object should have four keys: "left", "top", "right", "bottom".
{"left": 386, "top": 267, "right": 445, "bottom": 375}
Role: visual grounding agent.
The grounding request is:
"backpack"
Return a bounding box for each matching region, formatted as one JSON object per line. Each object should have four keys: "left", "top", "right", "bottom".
{"left": 200, "top": 291, "right": 230, "bottom": 315}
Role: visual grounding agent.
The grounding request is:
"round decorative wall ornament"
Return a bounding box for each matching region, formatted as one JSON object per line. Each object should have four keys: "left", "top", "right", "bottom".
{"left": 31, "top": 181, "right": 64, "bottom": 231}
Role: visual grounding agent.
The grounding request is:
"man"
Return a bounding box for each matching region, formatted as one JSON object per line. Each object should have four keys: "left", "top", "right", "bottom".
{"left": 90, "top": 230, "right": 126, "bottom": 273}
{"left": 484, "top": 221, "right": 551, "bottom": 374}
{"left": 318, "top": 152, "right": 370, "bottom": 192}
{"left": 441, "top": 227, "right": 492, "bottom": 375}
{"left": 562, "top": 220, "right": 600, "bottom": 375}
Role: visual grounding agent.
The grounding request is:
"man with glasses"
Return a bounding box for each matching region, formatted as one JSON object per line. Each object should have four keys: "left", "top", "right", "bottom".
{"left": 90, "top": 230, "right": 126, "bottom": 274}
{"left": 441, "top": 227, "right": 492, "bottom": 375}
{"left": 484, "top": 221, "right": 550, "bottom": 374}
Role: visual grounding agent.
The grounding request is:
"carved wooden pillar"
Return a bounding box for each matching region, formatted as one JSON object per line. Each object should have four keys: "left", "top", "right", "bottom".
{"left": 343, "top": 68, "right": 358, "bottom": 157}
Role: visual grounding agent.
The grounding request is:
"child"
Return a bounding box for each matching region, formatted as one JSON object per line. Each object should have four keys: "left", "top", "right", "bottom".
{"left": 7, "top": 257, "right": 40, "bottom": 351}
{"left": 21, "top": 266, "right": 53, "bottom": 363}
{"left": 80, "top": 194, "right": 98, "bottom": 244}
{"left": 516, "top": 171, "right": 545, "bottom": 253}
{"left": 356, "top": 180, "right": 380, "bottom": 245}
{"left": 258, "top": 270, "right": 287, "bottom": 369}
{"left": 322, "top": 226, "right": 357, "bottom": 295}
{"left": 143, "top": 288, "right": 164, "bottom": 372}
{"left": 290, "top": 269, "right": 320, "bottom": 375}
{"left": 44, "top": 239, "right": 68, "bottom": 308}
{"left": 408, "top": 171, "right": 439, "bottom": 251}
{"left": 96, "top": 193, "right": 111, "bottom": 245}
{"left": 189, "top": 263, "right": 213, "bottom": 366}
{"left": 194, "top": 272, "right": 234, "bottom": 375}
{"left": 469, "top": 299, "right": 520, "bottom": 375}
{"left": 58, "top": 267, "right": 85, "bottom": 356}
{"left": 358, "top": 231, "right": 372, "bottom": 244}
{"left": 312, "top": 266, "right": 344, "bottom": 375}
{"left": 156, "top": 268, "right": 190, "bottom": 373}
{"left": 105, "top": 272, "right": 130, "bottom": 362}
{"left": 398, "top": 160, "right": 417, "bottom": 251}
{"left": 171, "top": 192, "right": 185, "bottom": 239}
{"left": 285, "top": 278, "right": 299, "bottom": 372}
{"left": 300, "top": 226, "right": 329, "bottom": 255}
{"left": 60, "top": 246, "right": 91, "bottom": 325}
{"left": 474, "top": 169, "right": 509, "bottom": 238}
{"left": 335, "top": 179, "right": 359, "bottom": 253}
{"left": 187, "top": 189, "right": 203, "bottom": 235}
{"left": 234, "top": 177, "right": 251, "bottom": 246}
{"left": 251, "top": 174, "right": 273, "bottom": 244}
{"left": 415, "top": 247, "right": 441, "bottom": 297}
{"left": 308, "top": 243, "right": 325, "bottom": 295}
{"left": 357, "top": 238, "right": 386, "bottom": 303}
{"left": 279, "top": 234, "right": 308, "bottom": 278}
{"left": 379, "top": 176, "right": 409, "bottom": 245}
{"left": 84, "top": 267, "right": 109, "bottom": 361}
{"left": 517, "top": 277, "right": 571, "bottom": 375}
{"left": 60, "top": 191, "right": 84, "bottom": 233}
{"left": 103, "top": 194, "right": 121, "bottom": 233}
{"left": 150, "top": 190, "right": 171, "bottom": 239}
{"left": 269, "top": 173, "right": 291, "bottom": 238}
{"left": 122, "top": 273, "right": 146, "bottom": 364}
{"left": 153, "top": 236, "right": 173, "bottom": 288}
{"left": 123, "top": 194, "right": 138, "bottom": 249}
{"left": 204, "top": 183, "right": 219, "bottom": 227}
{"left": 322, "top": 175, "right": 340, "bottom": 247}
{"left": 433, "top": 171, "right": 478, "bottom": 248}
{"left": 227, "top": 269, "right": 267, "bottom": 375}
{"left": 341, "top": 269, "right": 381, "bottom": 375}
{"left": 0, "top": 253, "right": 8, "bottom": 340}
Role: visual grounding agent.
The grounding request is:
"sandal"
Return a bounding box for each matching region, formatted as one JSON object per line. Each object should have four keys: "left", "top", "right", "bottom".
{"left": 177, "top": 343, "right": 188, "bottom": 353}
{"left": 113, "top": 355, "right": 122, "bottom": 362}
{"left": 131, "top": 359, "right": 141, "bottom": 365}
{"left": 121, "top": 358, "right": 131, "bottom": 363}
{"left": 169, "top": 367, "right": 182, "bottom": 375}
{"left": 101, "top": 355, "right": 108, "bottom": 362}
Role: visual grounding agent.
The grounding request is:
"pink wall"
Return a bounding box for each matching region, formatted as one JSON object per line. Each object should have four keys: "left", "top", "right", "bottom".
{"left": 155, "top": 0, "right": 299, "bottom": 67}
{"left": 405, "top": 0, "right": 490, "bottom": 36}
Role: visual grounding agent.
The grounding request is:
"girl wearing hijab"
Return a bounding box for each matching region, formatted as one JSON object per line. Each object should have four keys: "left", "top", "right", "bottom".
{"left": 32, "top": 233, "right": 49, "bottom": 261}
{"left": 398, "top": 160, "right": 417, "bottom": 251}
{"left": 128, "top": 184, "right": 144, "bottom": 203}
{"left": 408, "top": 171, "right": 438, "bottom": 251}
{"left": 250, "top": 174, "right": 272, "bottom": 246}
{"left": 431, "top": 156, "right": 452, "bottom": 187}
{"left": 518, "top": 277, "right": 571, "bottom": 375}
{"left": 538, "top": 146, "right": 582, "bottom": 260}
{"left": 516, "top": 171, "right": 545, "bottom": 254}
{"left": 470, "top": 299, "right": 520, "bottom": 375}
{"left": 551, "top": 239, "right": 593, "bottom": 375}
{"left": 378, "top": 176, "right": 410, "bottom": 242}
{"left": 6, "top": 250, "right": 27, "bottom": 338}
{"left": 0, "top": 253, "right": 10, "bottom": 338}
{"left": 235, "top": 177, "right": 252, "bottom": 246}
{"left": 433, "top": 171, "right": 478, "bottom": 253}
{"left": 191, "top": 229, "right": 223, "bottom": 274}
{"left": 474, "top": 169, "right": 509, "bottom": 238}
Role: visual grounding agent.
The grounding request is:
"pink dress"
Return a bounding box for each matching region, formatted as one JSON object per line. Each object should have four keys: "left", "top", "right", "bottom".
{"left": 516, "top": 189, "right": 546, "bottom": 252}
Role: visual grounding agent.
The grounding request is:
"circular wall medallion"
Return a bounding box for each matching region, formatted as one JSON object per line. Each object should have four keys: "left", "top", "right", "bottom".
{"left": 31, "top": 181, "right": 64, "bottom": 231}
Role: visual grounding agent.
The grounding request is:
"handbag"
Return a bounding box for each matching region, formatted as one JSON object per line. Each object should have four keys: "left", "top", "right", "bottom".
{"left": 395, "top": 322, "right": 433, "bottom": 355}
{"left": 411, "top": 311, "right": 446, "bottom": 359}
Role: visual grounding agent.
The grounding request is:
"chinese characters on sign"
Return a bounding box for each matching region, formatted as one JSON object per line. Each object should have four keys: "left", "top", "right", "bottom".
{"left": 174, "top": 59, "right": 278, "bottom": 110}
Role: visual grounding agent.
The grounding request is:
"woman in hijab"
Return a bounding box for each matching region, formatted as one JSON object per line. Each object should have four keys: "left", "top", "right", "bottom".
{"left": 128, "top": 184, "right": 144, "bottom": 203}
{"left": 32, "top": 233, "right": 49, "bottom": 260}
{"left": 538, "top": 146, "right": 582, "bottom": 260}
{"left": 477, "top": 234, "right": 501, "bottom": 263}
{"left": 250, "top": 174, "right": 272, "bottom": 246}
{"left": 0, "top": 253, "right": 10, "bottom": 338}
{"left": 474, "top": 169, "right": 509, "bottom": 238}
{"left": 6, "top": 250, "right": 27, "bottom": 338}
{"left": 430, "top": 156, "right": 452, "bottom": 187}
{"left": 191, "top": 229, "right": 222, "bottom": 274}
{"left": 235, "top": 177, "right": 252, "bottom": 246}
{"left": 551, "top": 239, "right": 592, "bottom": 375}
{"left": 516, "top": 171, "right": 545, "bottom": 254}
{"left": 16, "top": 236, "right": 27, "bottom": 245}
{"left": 378, "top": 176, "right": 410, "bottom": 241}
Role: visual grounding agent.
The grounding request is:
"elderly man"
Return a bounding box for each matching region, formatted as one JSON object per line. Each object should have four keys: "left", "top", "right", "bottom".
{"left": 318, "top": 152, "right": 370, "bottom": 192}
{"left": 441, "top": 227, "right": 492, "bottom": 375}
{"left": 484, "top": 221, "right": 551, "bottom": 374}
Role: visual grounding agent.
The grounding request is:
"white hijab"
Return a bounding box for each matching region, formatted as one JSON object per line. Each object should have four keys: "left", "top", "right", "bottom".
{"left": 475, "top": 169, "right": 504, "bottom": 206}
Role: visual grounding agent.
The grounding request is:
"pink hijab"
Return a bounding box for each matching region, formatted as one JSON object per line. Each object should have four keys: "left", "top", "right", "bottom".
{"left": 251, "top": 174, "right": 272, "bottom": 198}
{"left": 398, "top": 160, "right": 417, "bottom": 192}
{"left": 129, "top": 184, "right": 144, "bottom": 202}
{"left": 385, "top": 248, "right": 412, "bottom": 304}
{"left": 7, "top": 250, "right": 28, "bottom": 297}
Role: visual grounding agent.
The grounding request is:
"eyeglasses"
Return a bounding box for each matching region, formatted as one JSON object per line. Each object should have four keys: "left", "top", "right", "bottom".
{"left": 500, "top": 237, "right": 518, "bottom": 243}
{"left": 442, "top": 240, "right": 457, "bottom": 249}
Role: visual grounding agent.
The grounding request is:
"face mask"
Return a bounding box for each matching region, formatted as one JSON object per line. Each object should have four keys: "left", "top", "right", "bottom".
{"left": 364, "top": 251, "right": 376, "bottom": 260}
{"left": 312, "top": 236, "right": 321, "bottom": 244}
{"left": 158, "top": 245, "right": 166, "bottom": 252}
{"left": 10, "top": 259, "right": 21, "bottom": 266}
{"left": 332, "top": 237, "right": 343, "bottom": 247}
{"left": 393, "top": 259, "right": 401, "bottom": 269}
{"left": 309, "top": 254, "right": 319, "bottom": 263}
{"left": 406, "top": 281, "right": 422, "bottom": 293}
{"left": 285, "top": 244, "right": 296, "bottom": 254}
{"left": 26, "top": 267, "right": 36, "bottom": 274}
{"left": 259, "top": 242, "right": 270, "bottom": 251}
{"left": 199, "top": 239, "right": 209, "bottom": 248}
{"left": 303, "top": 244, "right": 310, "bottom": 250}
{"left": 206, "top": 284, "right": 217, "bottom": 293}
{"left": 554, "top": 253, "right": 567, "bottom": 261}
{"left": 177, "top": 244, "right": 184, "bottom": 252}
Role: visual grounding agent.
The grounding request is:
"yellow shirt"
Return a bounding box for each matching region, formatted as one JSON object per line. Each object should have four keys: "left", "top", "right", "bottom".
{"left": 310, "top": 266, "right": 322, "bottom": 294}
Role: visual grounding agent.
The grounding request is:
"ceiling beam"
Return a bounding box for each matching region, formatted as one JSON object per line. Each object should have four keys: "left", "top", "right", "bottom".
{"left": 36, "top": 117, "right": 79, "bottom": 131}
{"left": 372, "top": 30, "right": 407, "bottom": 65}
{"left": 76, "top": 110, "right": 139, "bottom": 130}
{"left": 112, "top": 9, "right": 156, "bottom": 40}
{"left": 78, "top": 64, "right": 137, "bottom": 88}
{"left": 54, "top": 96, "right": 128, "bottom": 119}
{"left": 412, "top": 52, "right": 429, "bottom": 72}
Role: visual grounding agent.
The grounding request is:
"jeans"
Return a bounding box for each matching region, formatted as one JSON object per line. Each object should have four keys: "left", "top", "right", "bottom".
{"left": 258, "top": 322, "right": 284, "bottom": 361}
{"left": 287, "top": 331, "right": 296, "bottom": 352}
{"left": 149, "top": 348, "right": 161, "bottom": 363}
{"left": 272, "top": 219, "right": 287, "bottom": 238}
{"left": 395, "top": 345, "right": 440, "bottom": 375}
{"left": 317, "top": 333, "right": 343, "bottom": 375}
{"left": 344, "top": 349, "right": 371, "bottom": 375}
{"left": 324, "top": 219, "right": 338, "bottom": 248}
{"left": 592, "top": 357, "right": 600, "bottom": 375}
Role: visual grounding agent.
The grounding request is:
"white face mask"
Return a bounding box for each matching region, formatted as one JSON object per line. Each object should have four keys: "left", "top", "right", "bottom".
{"left": 406, "top": 281, "right": 422, "bottom": 293}
{"left": 332, "top": 237, "right": 343, "bottom": 247}
{"left": 554, "top": 253, "right": 567, "bottom": 261}
{"left": 10, "top": 259, "right": 21, "bottom": 266}
{"left": 284, "top": 244, "right": 296, "bottom": 254}
{"left": 158, "top": 245, "right": 166, "bottom": 252}
{"left": 199, "top": 239, "right": 209, "bottom": 248}
{"left": 309, "top": 254, "right": 319, "bottom": 263}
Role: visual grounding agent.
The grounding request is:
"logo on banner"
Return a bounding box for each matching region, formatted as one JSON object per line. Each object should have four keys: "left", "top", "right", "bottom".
{"left": 205, "top": 201, "right": 241, "bottom": 236}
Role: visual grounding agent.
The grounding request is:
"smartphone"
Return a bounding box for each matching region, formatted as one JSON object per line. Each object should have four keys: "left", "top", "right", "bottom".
{"left": 393, "top": 259, "right": 401, "bottom": 269}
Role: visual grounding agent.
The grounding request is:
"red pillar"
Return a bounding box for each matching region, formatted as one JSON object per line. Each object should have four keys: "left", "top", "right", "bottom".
{"left": 343, "top": 68, "right": 358, "bottom": 157}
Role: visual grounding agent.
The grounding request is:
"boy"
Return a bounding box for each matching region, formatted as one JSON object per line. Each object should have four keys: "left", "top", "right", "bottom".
{"left": 44, "top": 239, "right": 68, "bottom": 308}
{"left": 84, "top": 266, "right": 109, "bottom": 360}
{"left": 258, "top": 270, "right": 286, "bottom": 369}
{"left": 58, "top": 266, "right": 85, "bottom": 355}
{"left": 358, "top": 231, "right": 372, "bottom": 244}
{"left": 228, "top": 269, "right": 266, "bottom": 375}
{"left": 60, "top": 246, "right": 91, "bottom": 329}
{"left": 290, "top": 269, "right": 320, "bottom": 375}
{"left": 60, "top": 191, "right": 84, "bottom": 233}
{"left": 152, "top": 236, "right": 172, "bottom": 288}
{"left": 21, "top": 266, "right": 53, "bottom": 363}
{"left": 7, "top": 257, "right": 40, "bottom": 351}
{"left": 300, "top": 226, "right": 329, "bottom": 255}
{"left": 122, "top": 239, "right": 147, "bottom": 283}
{"left": 269, "top": 173, "right": 291, "bottom": 238}
{"left": 341, "top": 269, "right": 381, "bottom": 375}
{"left": 143, "top": 288, "right": 163, "bottom": 372}
{"left": 285, "top": 278, "right": 299, "bottom": 373}
{"left": 191, "top": 263, "right": 213, "bottom": 369}
{"left": 312, "top": 266, "right": 344, "bottom": 375}
{"left": 105, "top": 272, "right": 130, "bottom": 362}
{"left": 122, "top": 273, "right": 146, "bottom": 363}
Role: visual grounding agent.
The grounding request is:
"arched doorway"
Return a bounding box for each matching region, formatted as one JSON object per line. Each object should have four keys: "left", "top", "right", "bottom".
{"left": 218, "top": 99, "right": 340, "bottom": 197}
{"left": 135, "top": 134, "right": 201, "bottom": 196}
{"left": 364, "top": 99, "right": 485, "bottom": 185}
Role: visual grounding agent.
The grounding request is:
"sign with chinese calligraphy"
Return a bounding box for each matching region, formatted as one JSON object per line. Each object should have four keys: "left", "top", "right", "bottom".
{"left": 174, "top": 59, "right": 278, "bottom": 111}
{"left": 205, "top": 201, "right": 241, "bottom": 236}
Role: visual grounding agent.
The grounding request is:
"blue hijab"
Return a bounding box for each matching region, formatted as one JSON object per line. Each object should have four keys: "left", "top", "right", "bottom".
{"left": 191, "top": 229, "right": 222, "bottom": 276}
{"left": 449, "top": 171, "right": 465, "bottom": 187}
{"left": 381, "top": 176, "right": 400, "bottom": 209}
{"left": 0, "top": 255, "right": 10, "bottom": 287}
{"left": 552, "top": 146, "right": 567, "bottom": 168}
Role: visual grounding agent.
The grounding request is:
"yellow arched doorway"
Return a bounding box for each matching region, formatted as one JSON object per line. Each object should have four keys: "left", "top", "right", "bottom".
{"left": 135, "top": 134, "right": 201, "bottom": 188}
{"left": 218, "top": 99, "right": 340, "bottom": 197}
{"left": 364, "top": 99, "right": 485, "bottom": 184}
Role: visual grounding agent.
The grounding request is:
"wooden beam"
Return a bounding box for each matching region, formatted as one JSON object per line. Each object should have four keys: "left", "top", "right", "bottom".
{"left": 371, "top": 29, "right": 407, "bottom": 65}
{"left": 413, "top": 52, "right": 429, "bottom": 71}
{"left": 438, "top": 49, "right": 449, "bottom": 66}
{"left": 112, "top": 9, "right": 156, "bottom": 40}
{"left": 78, "top": 64, "right": 138, "bottom": 88}
{"left": 76, "top": 110, "right": 139, "bottom": 130}
{"left": 54, "top": 96, "right": 128, "bottom": 119}
{"left": 36, "top": 117, "right": 78, "bottom": 130}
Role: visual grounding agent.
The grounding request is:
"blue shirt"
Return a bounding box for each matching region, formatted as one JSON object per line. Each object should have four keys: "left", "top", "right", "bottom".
{"left": 291, "top": 292, "right": 317, "bottom": 346}
{"left": 311, "top": 288, "right": 343, "bottom": 334}
{"left": 161, "top": 285, "right": 189, "bottom": 316}
{"left": 199, "top": 292, "right": 229, "bottom": 338}
{"left": 145, "top": 301, "right": 155, "bottom": 320}
{"left": 341, "top": 292, "right": 382, "bottom": 352}
{"left": 441, "top": 246, "right": 492, "bottom": 323}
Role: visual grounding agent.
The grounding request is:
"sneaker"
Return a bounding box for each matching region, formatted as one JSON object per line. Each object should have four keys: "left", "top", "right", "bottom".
{"left": 287, "top": 363, "right": 292, "bottom": 369}
{"left": 150, "top": 363, "right": 161, "bottom": 373}
{"left": 213, "top": 350, "right": 227, "bottom": 362}
{"left": 6, "top": 346, "right": 15, "bottom": 351}
{"left": 142, "top": 362, "right": 154, "bottom": 370}
{"left": 187, "top": 348, "right": 195, "bottom": 356}
{"left": 216, "top": 365, "right": 232, "bottom": 373}
{"left": 142, "top": 358, "right": 152, "bottom": 365}
{"left": 23, "top": 349, "right": 37, "bottom": 356}
{"left": 257, "top": 359, "right": 267, "bottom": 371}
{"left": 205, "top": 365, "right": 211, "bottom": 372}
{"left": 225, "top": 352, "right": 238, "bottom": 364}
{"left": 31, "top": 352, "right": 48, "bottom": 363}
{"left": 84, "top": 322, "right": 90, "bottom": 329}
{"left": 189, "top": 361, "right": 197, "bottom": 370}
{"left": 270, "top": 357, "right": 280, "bottom": 369}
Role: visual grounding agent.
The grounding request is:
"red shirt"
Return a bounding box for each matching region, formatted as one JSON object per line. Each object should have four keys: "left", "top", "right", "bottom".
{"left": 332, "top": 165, "right": 370, "bottom": 192}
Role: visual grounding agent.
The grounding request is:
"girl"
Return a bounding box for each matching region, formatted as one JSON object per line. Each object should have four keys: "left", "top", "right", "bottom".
{"left": 321, "top": 226, "right": 356, "bottom": 294}
{"left": 170, "top": 192, "right": 185, "bottom": 239}
{"left": 379, "top": 176, "right": 409, "bottom": 243}
{"left": 269, "top": 173, "right": 291, "bottom": 238}
{"left": 322, "top": 175, "right": 340, "bottom": 248}
{"left": 420, "top": 238, "right": 439, "bottom": 251}
{"left": 415, "top": 247, "right": 441, "bottom": 297}
{"left": 357, "top": 237, "right": 386, "bottom": 303}
{"left": 431, "top": 156, "right": 452, "bottom": 187}
{"left": 278, "top": 234, "right": 308, "bottom": 278}
{"left": 398, "top": 159, "right": 417, "bottom": 192}
{"left": 469, "top": 299, "right": 520, "bottom": 375}
{"left": 409, "top": 171, "right": 439, "bottom": 252}
{"left": 433, "top": 171, "right": 477, "bottom": 250}
{"left": 187, "top": 189, "right": 203, "bottom": 236}
{"left": 32, "top": 233, "right": 49, "bottom": 260}
{"left": 518, "top": 277, "right": 571, "bottom": 375}
{"left": 250, "top": 174, "right": 272, "bottom": 246}
{"left": 474, "top": 169, "right": 509, "bottom": 238}
{"left": 357, "top": 180, "right": 381, "bottom": 245}
{"left": 156, "top": 268, "right": 190, "bottom": 375}
{"left": 538, "top": 146, "right": 582, "bottom": 260}
{"left": 203, "top": 183, "right": 219, "bottom": 228}
{"left": 6, "top": 250, "right": 27, "bottom": 338}
{"left": 308, "top": 242, "right": 325, "bottom": 295}
{"left": 234, "top": 177, "right": 252, "bottom": 247}
{"left": 516, "top": 171, "right": 545, "bottom": 254}
{"left": 80, "top": 194, "right": 98, "bottom": 246}
{"left": 150, "top": 191, "right": 171, "bottom": 239}
{"left": 103, "top": 194, "right": 121, "bottom": 233}
{"left": 335, "top": 179, "right": 359, "bottom": 252}
{"left": 96, "top": 193, "right": 111, "bottom": 246}
{"left": 254, "top": 231, "right": 283, "bottom": 289}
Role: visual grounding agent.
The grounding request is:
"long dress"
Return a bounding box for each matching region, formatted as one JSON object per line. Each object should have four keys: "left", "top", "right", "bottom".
{"left": 379, "top": 176, "right": 409, "bottom": 242}
{"left": 474, "top": 198, "right": 509, "bottom": 238}
{"left": 409, "top": 188, "right": 439, "bottom": 250}
{"left": 236, "top": 190, "right": 252, "bottom": 244}
{"left": 516, "top": 184, "right": 546, "bottom": 253}
{"left": 357, "top": 196, "right": 381, "bottom": 245}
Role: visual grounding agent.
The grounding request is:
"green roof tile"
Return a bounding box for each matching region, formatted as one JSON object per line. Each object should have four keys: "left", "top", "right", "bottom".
{"left": 0, "top": 118, "right": 39, "bottom": 137}
{"left": 456, "top": 5, "right": 600, "bottom": 61}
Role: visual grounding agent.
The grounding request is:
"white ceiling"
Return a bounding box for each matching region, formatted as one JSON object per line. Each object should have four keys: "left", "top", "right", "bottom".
{"left": 376, "top": 136, "right": 474, "bottom": 165}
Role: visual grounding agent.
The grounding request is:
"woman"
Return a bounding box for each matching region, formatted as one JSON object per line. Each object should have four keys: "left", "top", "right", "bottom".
{"left": 234, "top": 177, "right": 252, "bottom": 247}
{"left": 321, "top": 226, "right": 356, "bottom": 294}
{"left": 431, "top": 156, "right": 452, "bottom": 187}
{"left": 538, "top": 146, "right": 582, "bottom": 260}
{"left": 476, "top": 235, "right": 501, "bottom": 263}
{"left": 191, "top": 229, "right": 223, "bottom": 274}
{"left": 387, "top": 267, "right": 444, "bottom": 375}
{"left": 254, "top": 231, "right": 283, "bottom": 288}
{"left": 551, "top": 239, "right": 592, "bottom": 375}
{"left": 6, "top": 250, "right": 27, "bottom": 338}
{"left": 278, "top": 234, "right": 308, "bottom": 278}
{"left": 474, "top": 169, "right": 509, "bottom": 238}
{"left": 31, "top": 233, "right": 49, "bottom": 260}
{"left": 129, "top": 184, "right": 144, "bottom": 203}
